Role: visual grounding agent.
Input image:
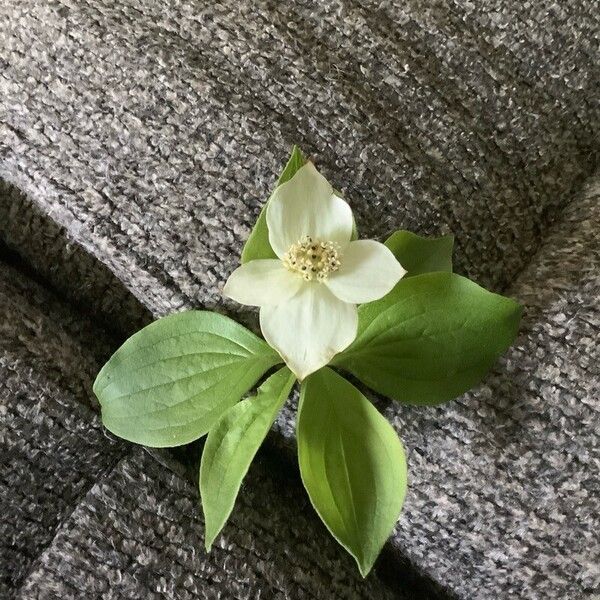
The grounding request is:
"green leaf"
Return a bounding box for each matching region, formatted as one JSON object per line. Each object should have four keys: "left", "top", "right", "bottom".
{"left": 333, "top": 272, "right": 522, "bottom": 405}
{"left": 94, "top": 311, "right": 281, "bottom": 447}
{"left": 385, "top": 230, "right": 454, "bottom": 277}
{"left": 297, "top": 367, "right": 407, "bottom": 577}
{"left": 200, "top": 367, "right": 295, "bottom": 550}
{"left": 241, "top": 146, "right": 306, "bottom": 263}
{"left": 277, "top": 145, "right": 307, "bottom": 186}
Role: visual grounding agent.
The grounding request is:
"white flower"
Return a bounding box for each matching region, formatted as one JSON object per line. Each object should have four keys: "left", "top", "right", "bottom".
{"left": 224, "top": 162, "right": 406, "bottom": 380}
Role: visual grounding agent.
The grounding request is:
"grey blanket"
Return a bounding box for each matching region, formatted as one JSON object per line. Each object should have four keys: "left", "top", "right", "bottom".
{"left": 1, "top": 1, "right": 598, "bottom": 598}
{"left": 0, "top": 259, "right": 400, "bottom": 599}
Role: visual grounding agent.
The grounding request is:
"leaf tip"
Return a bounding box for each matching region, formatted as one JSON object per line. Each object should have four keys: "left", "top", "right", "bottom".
{"left": 357, "top": 556, "right": 375, "bottom": 578}
{"left": 202, "top": 516, "right": 217, "bottom": 553}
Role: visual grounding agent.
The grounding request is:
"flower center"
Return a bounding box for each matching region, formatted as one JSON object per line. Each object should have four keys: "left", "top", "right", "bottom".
{"left": 283, "top": 236, "right": 341, "bottom": 282}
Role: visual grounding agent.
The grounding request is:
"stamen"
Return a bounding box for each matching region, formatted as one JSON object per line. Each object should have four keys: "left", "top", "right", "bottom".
{"left": 282, "top": 235, "right": 341, "bottom": 282}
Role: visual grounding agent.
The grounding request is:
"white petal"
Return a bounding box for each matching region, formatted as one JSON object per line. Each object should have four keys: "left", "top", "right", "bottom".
{"left": 223, "top": 260, "right": 303, "bottom": 307}
{"left": 259, "top": 283, "right": 357, "bottom": 380}
{"left": 325, "top": 240, "right": 406, "bottom": 304}
{"left": 266, "top": 162, "right": 353, "bottom": 258}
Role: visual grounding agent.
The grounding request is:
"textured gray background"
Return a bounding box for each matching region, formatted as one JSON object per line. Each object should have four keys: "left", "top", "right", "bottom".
{"left": 1, "top": 0, "right": 599, "bottom": 598}
{"left": 0, "top": 259, "right": 401, "bottom": 599}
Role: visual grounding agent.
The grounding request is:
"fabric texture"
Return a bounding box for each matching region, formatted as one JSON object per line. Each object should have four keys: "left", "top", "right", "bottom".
{"left": 0, "top": 260, "right": 400, "bottom": 599}
{"left": 1, "top": 0, "right": 599, "bottom": 598}
{"left": 0, "top": 264, "right": 125, "bottom": 597}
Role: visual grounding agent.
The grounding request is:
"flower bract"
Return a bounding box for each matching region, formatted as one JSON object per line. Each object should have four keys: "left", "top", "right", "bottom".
{"left": 224, "top": 162, "right": 405, "bottom": 379}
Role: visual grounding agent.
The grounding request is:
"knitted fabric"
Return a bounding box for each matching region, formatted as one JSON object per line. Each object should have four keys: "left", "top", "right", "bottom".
{"left": 0, "top": 260, "right": 399, "bottom": 599}
{"left": 1, "top": 1, "right": 598, "bottom": 598}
